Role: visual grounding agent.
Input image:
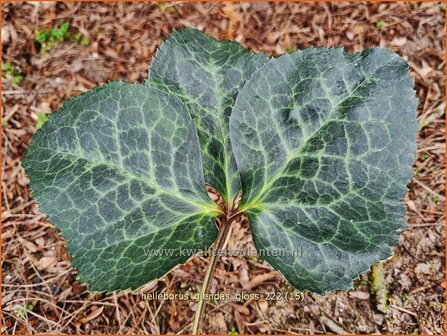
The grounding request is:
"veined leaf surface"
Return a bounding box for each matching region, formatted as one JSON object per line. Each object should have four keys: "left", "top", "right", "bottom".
{"left": 23, "top": 82, "right": 218, "bottom": 291}
{"left": 147, "top": 29, "right": 268, "bottom": 203}
{"left": 230, "top": 48, "right": 418, "bottom": 293}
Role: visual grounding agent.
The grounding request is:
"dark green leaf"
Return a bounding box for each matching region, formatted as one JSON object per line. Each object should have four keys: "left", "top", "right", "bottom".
{"left": 23, "top": 82, "right": 218, "bottom": 291}
{"left": 230, "top": 48, "right": 418, "bottom": 293}
{"left": 147, "top": 29, "right": 268, "bottom": 203}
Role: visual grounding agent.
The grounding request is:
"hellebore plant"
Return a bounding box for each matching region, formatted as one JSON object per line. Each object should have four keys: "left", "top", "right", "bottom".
{"left": 23, "top": 29, "right": 418, "bottom": 333}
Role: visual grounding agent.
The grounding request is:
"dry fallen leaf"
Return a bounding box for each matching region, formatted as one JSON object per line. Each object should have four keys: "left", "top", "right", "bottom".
{"left": 258, "top": 299, "right": 268, "bottom": 314}
{"left": 79, "top": 306, "right": 104, "bottom": 324}
{"left": 213, "top": 312, "right": 227, "bottom": 332}
{"left": 35, "top": 256, "right": 57, "bottom": 270}
{"left": 349, "top": 291, "right": 370, "bottom": 300}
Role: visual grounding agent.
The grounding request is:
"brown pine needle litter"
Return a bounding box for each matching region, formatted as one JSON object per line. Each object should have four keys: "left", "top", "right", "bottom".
{"left": 2, "top": 2, "right": 445, "bottom": 334}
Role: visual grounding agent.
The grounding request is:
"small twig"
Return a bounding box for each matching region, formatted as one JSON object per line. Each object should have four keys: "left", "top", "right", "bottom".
{"left": 412, "top": 178, "right": 445, "bottom": 201}
{"left": 1, "top": 89, "right": 55, "bottom": 95}
{"left": 416, "top": 144, "right": 445, "bottom": 152}
{"left": 410, "top": 222, "right": 445, "bottom": 228}
{"left": 317, "top": 314, "right": 348, "bottom": 334}
{"left": 389, "top": 304, "right": 417, "bottom": 317}
{"left": 242, "top": 272, "right": 277, "bottom": 291}
{"left": 113, "top": 292, "right": 122, "bottom": 331}
{"left": 409, "top": 283, "right": 436, "bottom": 295}
{"left": 2, "top": 269, "right": 71, "bottom": 288}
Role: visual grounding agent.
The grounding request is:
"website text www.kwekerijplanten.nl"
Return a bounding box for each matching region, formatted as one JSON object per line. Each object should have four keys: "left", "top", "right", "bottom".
{"left": 142, "top": 246, "right": 303, "bottom": 258}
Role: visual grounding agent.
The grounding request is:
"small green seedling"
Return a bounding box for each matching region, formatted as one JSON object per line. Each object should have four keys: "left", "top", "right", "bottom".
{"left": 36, "top": 22, "right": 89, "bottom": 53}
{"left": 228, "top": 326, "right": 238, "bottom": 335}
{"left": 80, "top": 36, "right": 90, "bottom": 46}
{"left": 70, "top": 32, "right": 90, "bottom": 46}
{"left": 2, "top": 62, "right": 23, "bottom": 85}
{"left": 16, "top": 304, "right": 33, "bottom": 319}
{"left": 155, "top": 2, "right": 177, "bottom": 12}
{"left": 16, "top": 306, "right": 27, "bottom": 319}
{"left": 375, "top": 20, "right": 385, "bottom": 29}
{"left": 400, "top": 293, "right": 409, "bottom": 302}
{"left": 23, "top": 29, "right": 418, "bottom": 333}
{"left": 36, "top": 22, "right": 70, "bottom": 53}
{"left": 285, "top": 45, "right": 297, "bottom": 53}
{"left": 420, "top": 152, "right": 430, "bottom": 161}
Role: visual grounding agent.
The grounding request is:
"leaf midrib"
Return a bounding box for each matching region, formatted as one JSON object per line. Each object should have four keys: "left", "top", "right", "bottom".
{"left": 35, "top": 145, "right": 216, "bottom": 213}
